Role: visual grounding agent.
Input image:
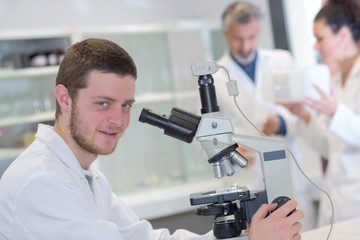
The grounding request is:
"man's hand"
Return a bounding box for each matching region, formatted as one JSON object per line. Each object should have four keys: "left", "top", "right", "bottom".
{"left": 261, "top": 115, "right": 280, "bottom": 136}
{"left": 248, "top": 200, "right": 304, "bottom": 240}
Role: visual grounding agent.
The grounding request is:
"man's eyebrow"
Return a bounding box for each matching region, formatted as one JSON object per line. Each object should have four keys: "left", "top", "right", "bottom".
{"left": 92, "top": 96, "right": 136, "bottom": 104}
{"left": 126, "top": 98, "right": 136, "bottom": 105}
{"left": 92, "top": 96, "right": 116, "bottom": 102}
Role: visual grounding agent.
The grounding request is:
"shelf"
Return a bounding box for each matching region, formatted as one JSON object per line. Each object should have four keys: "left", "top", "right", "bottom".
{"left": 0, "top": 91, "right": 198, "bottom": 128}
{"left": 0, "top": 66, "right": 59, "bottom": 79}
{"left": 135, "top": 90, "right": 198, "bottom": 104}
{"left": 0, "top": 148, "right": 25, "bottom": 161}
{"left": 120, "top": 178, "right": 222, "bottom": 219}
{"left": 121, "top": 171, "right": 262, "bottom": 220}
{"left": 0, "top": 28, "right": 73, "bottom": 41}
{"left": 0, "top": 91, "right": 197, "bottom": 128}
{"left": 79, "top": 19, "right": 220, "bottom": 36}
{"left": 0, "top": 110, "right": 55, "bottom": 128}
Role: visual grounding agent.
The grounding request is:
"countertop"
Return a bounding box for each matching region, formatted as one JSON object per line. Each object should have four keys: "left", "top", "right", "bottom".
{"left": 120, "top": 178, "right": 226, "bottom": 220}
{"left": 302, "top": 217, "right": 360, "bottom": 240}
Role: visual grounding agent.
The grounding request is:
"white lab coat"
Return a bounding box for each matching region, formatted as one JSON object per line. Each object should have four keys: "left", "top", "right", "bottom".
{"left": 0, "top": 124, "right": 213, "bottom": 240}
{"left": 214, "top": 49, "right": 307, "bottom": 201}
{"left": 296, "top": 56, "right": 360, "bottom": 226}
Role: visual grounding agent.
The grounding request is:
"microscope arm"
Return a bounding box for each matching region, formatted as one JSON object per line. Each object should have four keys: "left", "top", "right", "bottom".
{"left": 195, "top": 114, "right": 294, "bottom": 204}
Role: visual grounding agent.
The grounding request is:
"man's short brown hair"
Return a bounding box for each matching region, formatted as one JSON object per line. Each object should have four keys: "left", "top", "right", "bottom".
{"left": 55, "top": 38, "right": 137, "bottom": 119}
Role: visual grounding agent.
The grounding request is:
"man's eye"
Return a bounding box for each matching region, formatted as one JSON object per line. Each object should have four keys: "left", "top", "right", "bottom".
{"left": 98, "top": 102, "right": 108, "bottom": 107}
{"left": 122, "top": 104, "right": 132, "bottom": 109}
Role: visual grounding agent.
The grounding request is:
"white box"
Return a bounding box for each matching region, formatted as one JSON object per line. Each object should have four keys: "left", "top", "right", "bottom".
{"left": 262, "top": 64, "right": 331, "bottom": 103}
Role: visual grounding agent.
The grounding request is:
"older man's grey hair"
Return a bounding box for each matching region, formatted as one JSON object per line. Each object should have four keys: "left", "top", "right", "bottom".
{"left": 222, "top": 1, "right": 263, "bottom": 32}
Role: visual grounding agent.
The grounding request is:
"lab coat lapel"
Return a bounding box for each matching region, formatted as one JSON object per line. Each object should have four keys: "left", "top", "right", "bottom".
{"left": 255, "top": 48, "right": 278, "bottom": 101}
{"left": 340, "top": 55, "right": 360, "bottom": 106}
{"left": 226, "top": 53, "right": 256, "bottom": 94}
{"left": 36, "top": 124, "right": 87, "bottom": 182}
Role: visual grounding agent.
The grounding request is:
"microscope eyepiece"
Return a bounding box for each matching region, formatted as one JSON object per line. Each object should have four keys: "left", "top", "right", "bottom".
{"left": 197, "top": 74, "right": 220, "bottom": 114}
{"left": 198, "top": 74, "right": 214, "bottom": 86}
{"left": 139, "top": 107, "right": 201, "bottom": 143}
{"left": 139, "top": 108, "right": 168, "bottom": 129}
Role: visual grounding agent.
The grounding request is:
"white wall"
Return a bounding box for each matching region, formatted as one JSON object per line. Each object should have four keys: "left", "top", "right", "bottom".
{"left": 0, "top": 0, "right": 231, "bottom": 28}
{"left": 283, "top": 0, "right": 321, "bottom": 65}
{"left": 0, "top": 0, "right": 260, "bottom": 28}
{"left": 1, "top": 0, "right": 322, "bottom": 63}
{"left": 0, "top": 0, "right": 274, "bottom": 48}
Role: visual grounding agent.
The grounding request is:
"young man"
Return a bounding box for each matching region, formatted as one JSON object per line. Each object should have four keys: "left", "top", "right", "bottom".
{"left": 0, "top": 38, "right": 303, "bottom": 239}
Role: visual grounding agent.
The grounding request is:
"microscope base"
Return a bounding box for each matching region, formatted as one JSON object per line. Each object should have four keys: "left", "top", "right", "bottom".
{"left": 214, "top": 233, "right": 248, "bottom": 240}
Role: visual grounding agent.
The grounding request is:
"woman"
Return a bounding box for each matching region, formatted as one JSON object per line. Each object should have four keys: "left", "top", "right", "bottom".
{"left": 288, "top": 0, "right": 360, "bottom": 227}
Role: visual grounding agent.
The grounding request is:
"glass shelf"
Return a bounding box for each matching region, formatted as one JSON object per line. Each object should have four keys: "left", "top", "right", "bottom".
{"left": 0, "top": 66, "right": 59, "bottom": 79}
{"left": 135, "top": 90, "right": 198, "bottom": 104}
{"left": 0, "top": 110, "right": 55, "bottom": 128}
{"left": 0, "top": 148, "right": 25, "bottom": 159}
{"left": 0, "top": 28, "right": 72, "bottom": 41}
{"left": 0, "top": 91, "right": 198, "bottom": 129}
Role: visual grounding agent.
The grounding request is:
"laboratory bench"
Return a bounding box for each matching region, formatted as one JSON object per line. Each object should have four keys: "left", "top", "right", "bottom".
{"left": 121, "top": 178, "right": 224, "bottom": 220}
{"left": 302, "top": 217, "right": 360, "bottom": 239}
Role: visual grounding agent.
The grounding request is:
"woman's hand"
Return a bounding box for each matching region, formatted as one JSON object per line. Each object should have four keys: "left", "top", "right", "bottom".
{"left": 282, "top": 103, "right": 311, "bottom": 124}
{"left": 304, "top": 84, "right": 337, "bottom": 117}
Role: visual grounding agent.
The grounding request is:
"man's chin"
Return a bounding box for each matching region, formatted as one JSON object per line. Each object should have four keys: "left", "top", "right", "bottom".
{"left": 240, "top": 52, "right": 253, "bottom": 59}
{"left": 233, "top": 51, "right": 254, "bottom": 65}
{"left": 97, "top": 147, "right": 116, "bottom": 156}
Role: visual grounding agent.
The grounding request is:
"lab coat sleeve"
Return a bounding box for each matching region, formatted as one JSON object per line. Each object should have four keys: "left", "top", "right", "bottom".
{"left": 273, "top": 104, "right": 298, "bottom": 139}
{"left": 328, "top": 103, "right": 360, "bottom": 148}
{"left": 12, "top": 172, "right": 213, "bottom": 240}
{"left": 100, "top": 171, "right": 213, "bottom": 240}
{"left": 107, "top": 186, "right": 214, "bottom": 239}
{"left": 261, "top": 49, "right": 297, "bottom": 139}
{"left": 11, "top": 173, "right": 125, "bottom": 240}
{"left": 296, "top": 113, "right": 329, "bottom": 158}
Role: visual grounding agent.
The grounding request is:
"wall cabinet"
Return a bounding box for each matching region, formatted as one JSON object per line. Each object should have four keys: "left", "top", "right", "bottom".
{"left": 0, "top": 21, "right": 227, "bottom": 195}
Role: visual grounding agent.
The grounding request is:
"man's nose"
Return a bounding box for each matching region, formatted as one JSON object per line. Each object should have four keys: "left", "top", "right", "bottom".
{"left": 241, "top": 40, "right": 251, "bottom": 54}
{"left": 108, "top": 108, "right": 123, "bottom": 126}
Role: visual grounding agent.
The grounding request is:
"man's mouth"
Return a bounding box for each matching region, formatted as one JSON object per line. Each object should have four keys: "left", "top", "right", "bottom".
{"left": 99, "top": 130, "right": 118, "bottom": 136}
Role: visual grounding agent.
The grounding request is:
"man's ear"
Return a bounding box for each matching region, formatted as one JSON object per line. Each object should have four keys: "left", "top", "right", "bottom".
{"left": 54, "top": 84, "right": 71, "bottom": 113}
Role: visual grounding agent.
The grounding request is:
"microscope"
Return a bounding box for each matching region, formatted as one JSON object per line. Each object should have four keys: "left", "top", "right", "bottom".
{"left": 139, "top": 61, "right": 294, "bottom": 239}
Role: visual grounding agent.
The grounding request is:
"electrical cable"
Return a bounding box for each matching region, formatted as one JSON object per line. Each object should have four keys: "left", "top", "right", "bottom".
{"left": 219, "top": 64, "right": 334, "bottom": 240}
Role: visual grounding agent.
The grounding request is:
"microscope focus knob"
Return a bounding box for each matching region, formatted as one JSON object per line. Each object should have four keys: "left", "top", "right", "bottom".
{"left": 213, "top": 220, "right": 241, "bottom": 239}
{"left": 271, "top": 196, "right": 294, "bottom": 216}
{"left": 272, "top": 196, "right": 291, "bottom": 208}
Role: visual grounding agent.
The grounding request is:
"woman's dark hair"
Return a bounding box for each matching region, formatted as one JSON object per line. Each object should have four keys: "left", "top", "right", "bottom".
{"left": 315, "top": 0, "right": 360, "bottom": 42}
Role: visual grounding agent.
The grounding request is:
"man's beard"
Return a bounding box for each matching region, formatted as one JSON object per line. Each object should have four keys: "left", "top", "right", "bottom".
{"left": 232, "top": 50, "right": 256, "bottom": 65}
{"left": 70, "top": 104, "right": 117, "bottom": 155}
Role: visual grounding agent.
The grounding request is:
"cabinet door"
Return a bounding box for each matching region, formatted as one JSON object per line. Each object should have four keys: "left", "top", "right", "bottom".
{"left": 0, "top": 34, "right": 71, "bottom": 175}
